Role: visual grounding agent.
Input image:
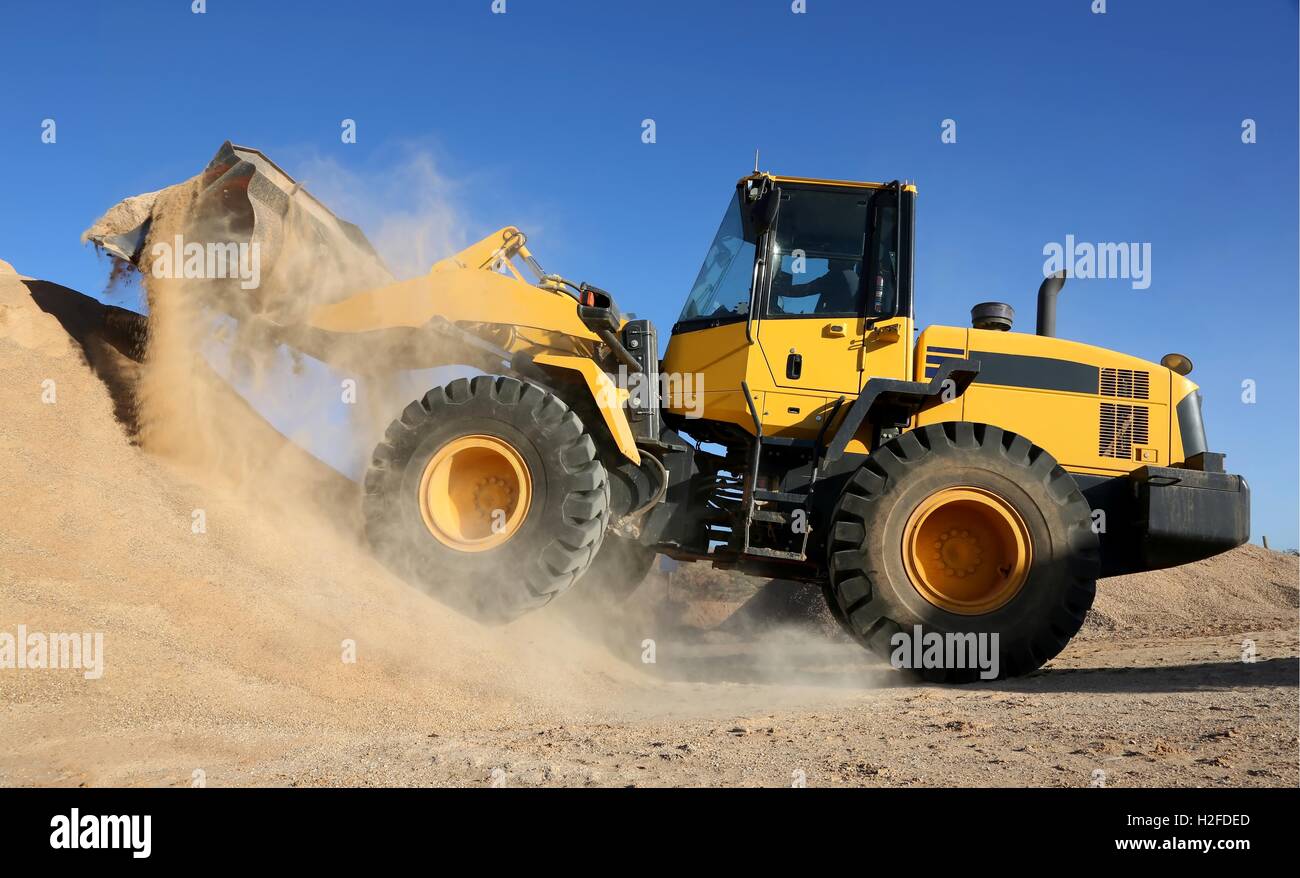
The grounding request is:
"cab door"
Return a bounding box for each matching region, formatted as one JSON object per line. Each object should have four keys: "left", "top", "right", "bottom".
{"left": 757, "top": 185, "right": 903, "bottom": 393}
{"left": 757, "top": 306, "right": 865, "bottom": 394}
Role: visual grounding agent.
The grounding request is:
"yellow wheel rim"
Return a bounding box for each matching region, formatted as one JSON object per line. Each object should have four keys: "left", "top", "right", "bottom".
{"left": 902, "top": 486, "right": 1032, "bottom": 615}
{"left": 417, "top": 434, "right": 532, "bottom": 553}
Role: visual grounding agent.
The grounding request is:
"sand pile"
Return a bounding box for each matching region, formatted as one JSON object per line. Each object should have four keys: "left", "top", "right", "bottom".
{"left": 1085, "top": 543, "right": 1297, "bottom": 637}
{"left": 0, "top": 265, "right": 647, "bottom": 786}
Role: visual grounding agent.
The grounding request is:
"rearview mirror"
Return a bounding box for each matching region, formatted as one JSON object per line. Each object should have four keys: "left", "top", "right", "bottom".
{"left": 743, "top": 186, "right": 781, "bottom": 238}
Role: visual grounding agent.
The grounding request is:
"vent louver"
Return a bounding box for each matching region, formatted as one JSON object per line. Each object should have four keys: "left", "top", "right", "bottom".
{"left": 1099, "top": 403, "right": 1149, "bottom": 459}
{"left": 1100, "top": 367, "right": 1149, "bottom": 400}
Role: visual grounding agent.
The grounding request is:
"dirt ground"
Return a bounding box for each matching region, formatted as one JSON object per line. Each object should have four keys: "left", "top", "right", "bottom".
{"left": 1, "top": 259, "right": 1296, "bottom": 788}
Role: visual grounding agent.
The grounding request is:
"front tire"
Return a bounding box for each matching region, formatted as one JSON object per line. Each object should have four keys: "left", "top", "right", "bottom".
{"left": 363, "top": 375, "right": 610, "bottom": 622}
{"left": 826, "top": 422, "right": 1098, "bottom": 682}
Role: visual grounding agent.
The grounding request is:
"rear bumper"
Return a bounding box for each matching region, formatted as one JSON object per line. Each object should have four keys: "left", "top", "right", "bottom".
{"left": 1078, "top": 459, "right": 1251, "bottom": 576}
{"left": 1127, "top": 464, "right": 1250, "bottom": 572}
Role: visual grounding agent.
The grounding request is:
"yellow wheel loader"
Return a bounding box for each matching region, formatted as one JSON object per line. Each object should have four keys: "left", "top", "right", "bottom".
{"left": 88, "top": 144, "right": 1250, "bottom": 681}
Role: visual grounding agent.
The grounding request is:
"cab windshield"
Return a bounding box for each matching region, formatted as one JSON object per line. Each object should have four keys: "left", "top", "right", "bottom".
{"left": 677, "top": 192, "right": 757, "bottom": 324}
{"left": 677, "top": 185, "right": 902, "bottom": 325}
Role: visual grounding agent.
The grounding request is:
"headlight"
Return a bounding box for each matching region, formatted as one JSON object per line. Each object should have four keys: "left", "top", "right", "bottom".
{"left": 1161, "top": 353, "right": 1194, "bottom": 375}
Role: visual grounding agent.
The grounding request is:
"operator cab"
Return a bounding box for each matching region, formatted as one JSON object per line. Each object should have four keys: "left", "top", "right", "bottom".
{"left": 675, "top": 174, "right": 912, "bottom": 328}
{"left": 665, "top": 174, "right": 916, "bottom": 421}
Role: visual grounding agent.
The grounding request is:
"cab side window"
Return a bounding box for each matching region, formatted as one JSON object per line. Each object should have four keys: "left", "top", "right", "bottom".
{"left": 766, "top": 187, "right": 898, "bottom": 319}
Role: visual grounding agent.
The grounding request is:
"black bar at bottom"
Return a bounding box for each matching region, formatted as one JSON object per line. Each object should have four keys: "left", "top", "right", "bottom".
{"left": 1, "top": 787, "right": 1294, "bottom": 863}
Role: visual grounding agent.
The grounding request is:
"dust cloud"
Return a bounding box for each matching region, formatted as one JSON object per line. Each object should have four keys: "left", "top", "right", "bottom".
{"left": 114, "top": 162, "right": 657, "bottom": 722}
{"left": 115, "top": 150, "right": 886, "bottom": 726}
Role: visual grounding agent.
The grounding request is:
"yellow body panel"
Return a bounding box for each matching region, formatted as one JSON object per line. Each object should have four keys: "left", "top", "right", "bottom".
{"left": 758, "top": 315, "right": 865, "bottom": 394}
{"left": 914, "top": 326, "right": 1178, "bottom": 475}
{"left": 689, "top": 390, "right": 768, "bottom": 433}
{"left": 754, "top": 391, "right": 838, "bottom": 438}
{"left": 532, "top": 352, "right": 640, "bottom": 464}
{"left": 864, "top": 316, "right": 913, "bottom": 386}
{"left": 663, "top": 320, "right": 755, "bottom": 392}
{"left": 665, "top": 316, "right": 914, "bottom": 442}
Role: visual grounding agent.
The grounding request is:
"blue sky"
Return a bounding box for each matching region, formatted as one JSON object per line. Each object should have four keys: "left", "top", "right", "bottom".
{"left": 1, "top": 0, "right": 1296, "bottom": 546}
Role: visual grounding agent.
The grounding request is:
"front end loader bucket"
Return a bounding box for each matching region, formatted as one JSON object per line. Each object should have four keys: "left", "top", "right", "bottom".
{"left": 82, "top": 141, "right": 394, "bottom": 325}
{"left": 82, "top": 144, "right": 598, "bottom": 382}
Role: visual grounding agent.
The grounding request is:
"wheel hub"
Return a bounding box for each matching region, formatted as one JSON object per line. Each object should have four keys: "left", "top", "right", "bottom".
{"left": 418, "top": 435, "right": 532, "bottom": 552}
{"left": 902, "top": 486, "right": 1032, "bottom": 615}
{"left": 473, "top": 477, "right": 516, "bottom": 520}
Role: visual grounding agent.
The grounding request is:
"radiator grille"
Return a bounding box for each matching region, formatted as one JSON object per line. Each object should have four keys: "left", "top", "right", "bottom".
{"left": 1099, "top": 367, "right": 1149, "bottom": 400}
{"left": 1099, "top": 403, "right": 1149, "bottom": 459}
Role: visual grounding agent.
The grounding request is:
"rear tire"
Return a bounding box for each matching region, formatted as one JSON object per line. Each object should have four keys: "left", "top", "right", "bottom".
{"left": 826, "top": 422, "right": 1098, "bottom": 682}
{"left": 363, "top": 375, "right": 610, "bottom": 622}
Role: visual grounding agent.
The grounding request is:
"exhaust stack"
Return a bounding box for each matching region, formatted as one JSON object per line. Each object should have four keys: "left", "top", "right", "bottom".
{"left": 1036, "top": 270, "right": 1067, "bottom": 337}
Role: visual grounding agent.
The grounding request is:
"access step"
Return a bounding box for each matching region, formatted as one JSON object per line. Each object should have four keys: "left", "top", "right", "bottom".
{"left": 751, "top": 509, "right": 801, "bottom": 524}
{"left": 745, "top": 546, "right": 807, "bottom": 561}
{"left": 752, "top": 489, "right": 806, "bottom": 504}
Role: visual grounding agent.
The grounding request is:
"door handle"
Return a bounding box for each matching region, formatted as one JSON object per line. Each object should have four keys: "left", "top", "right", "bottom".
{"left": 825, "top": 323, "right": 846, "bottom": 338}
